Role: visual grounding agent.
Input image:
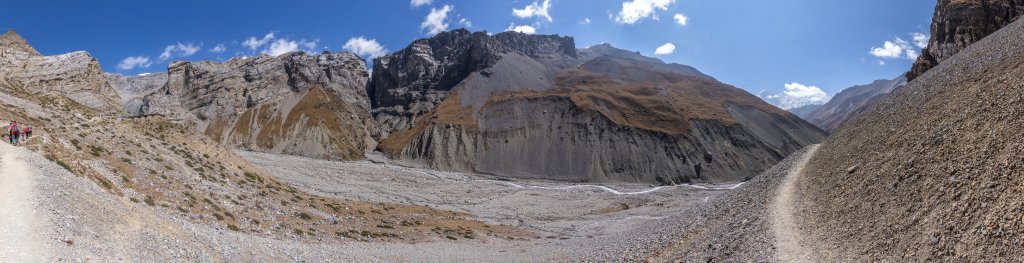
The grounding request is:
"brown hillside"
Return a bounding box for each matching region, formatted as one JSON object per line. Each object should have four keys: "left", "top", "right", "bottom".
{"left": 485, "top": 71, "right": 790, "bottom": 136}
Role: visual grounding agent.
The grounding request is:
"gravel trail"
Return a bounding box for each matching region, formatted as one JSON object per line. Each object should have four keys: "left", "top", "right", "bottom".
{"left": 0, "top": 142, "right": 47, "bottom": 261}
{"left": 770, "top": 144, "right": 819, "bottom": 262}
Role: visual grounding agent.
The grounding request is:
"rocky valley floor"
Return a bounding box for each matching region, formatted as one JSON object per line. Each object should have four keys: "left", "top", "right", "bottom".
{"left": 0, "top": 133, "right": 798, "bottom": 262}
{"left": 240, "top": 150, "right": 746, "bottom": 260}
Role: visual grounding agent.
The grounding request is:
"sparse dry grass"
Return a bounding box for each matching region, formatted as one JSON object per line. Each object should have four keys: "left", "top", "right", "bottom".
{"left": 32, "top": 114, "right": 530, "bottom": 243}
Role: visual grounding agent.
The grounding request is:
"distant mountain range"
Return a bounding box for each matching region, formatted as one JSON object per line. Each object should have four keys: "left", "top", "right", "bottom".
{"left": 800, "top": 76, "right": 906, "bottom": 132}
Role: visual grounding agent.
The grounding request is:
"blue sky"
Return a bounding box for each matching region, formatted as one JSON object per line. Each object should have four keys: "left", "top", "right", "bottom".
{"left": 0, "top": 0, "right": 935, "bottom": 108}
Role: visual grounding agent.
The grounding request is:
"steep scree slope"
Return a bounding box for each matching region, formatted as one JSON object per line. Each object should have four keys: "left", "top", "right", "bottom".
{"left": 799, "top": 18, "right": 1024, "bottom": 261}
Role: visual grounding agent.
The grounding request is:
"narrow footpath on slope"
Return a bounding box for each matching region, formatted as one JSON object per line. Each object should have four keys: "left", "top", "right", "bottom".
{"left": 770, "top": 144, "right": 819, "bottom": 262}
{"left": 0, "top": 142, "right": 47, "bottom": 261}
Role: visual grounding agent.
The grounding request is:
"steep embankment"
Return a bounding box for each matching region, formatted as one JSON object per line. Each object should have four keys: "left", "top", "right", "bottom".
{"left": 798, "top": 17, "right": 1024, "bottom": 261}
{"left": 135, "top": 52, "right": 379, "bottom": 160}
{"left": 372, "top": 30, "right": 826, "bottom": 184}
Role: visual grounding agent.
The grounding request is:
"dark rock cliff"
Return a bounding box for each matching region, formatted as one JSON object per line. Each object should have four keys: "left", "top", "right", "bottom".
{"left": 368, "top": 29, "right": 577, "bottom": 134}
{"left": 907, "top": 0, "right": 1024, "bottom": 80}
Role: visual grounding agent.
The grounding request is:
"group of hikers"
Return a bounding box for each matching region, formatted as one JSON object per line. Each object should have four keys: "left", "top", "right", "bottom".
{"left": 3, "top": 120, "right": 32, "bottom": 146}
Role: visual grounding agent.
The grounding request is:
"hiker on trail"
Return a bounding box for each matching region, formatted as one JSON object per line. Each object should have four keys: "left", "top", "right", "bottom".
{"left": 22, "top": 125, "right": 29, "bottom": 141}
{"left": 10, "top": 121, "right": 19, "bottom": 146}
{"left": 25, "top": 124, "right": 31, "bottom": 139}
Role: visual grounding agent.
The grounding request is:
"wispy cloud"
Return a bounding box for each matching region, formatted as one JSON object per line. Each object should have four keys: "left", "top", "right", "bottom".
{"left": 869, "top": 32, "right": 928, "bottom": 63}
{"left": 243, "top": 32, "right": 275, "bottom": 50}
{"left": 911, "top": 32, "right": 928, "bottom": 48}
{"left": 410, "top": 0, "right": 432, "bottom": 8}
{"left": 118, "top": 56, "right": 152, "bottom": 70}
{"left": 241, "top": 32, "right": 317, "bottom": 56}
{"left": 421, "top": 5, "right": 453, "bottom": 35}
{"left": 265, "top": 38, "right": 318, "bottom": 56}
{"left": 159, "top": 42, "right": 201, "bottom": 61}
{"left": 210, "top": 43, "right": 226, "bottom": 53}
{"left": 513, "top": 0, "right": 552, "bottom": 22}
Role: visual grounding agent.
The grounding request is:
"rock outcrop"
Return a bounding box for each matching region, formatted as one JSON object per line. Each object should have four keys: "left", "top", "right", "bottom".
{"left": 907, "top": 0, "right": 1024, "bottom": 80}
{"left": 372, "top": 30, "right": 826, "bottom": 184}
{"left": 802, "top": 76, "right": 906, "bottom": 132}
{"left": 136, "top": 52, "right": 378, "bottom": 160}
{"left": 0, "top": 29, "right": 121, "bottom": 112}
{"left": 799, "top": 17, "right": 1024, "bottom": 261}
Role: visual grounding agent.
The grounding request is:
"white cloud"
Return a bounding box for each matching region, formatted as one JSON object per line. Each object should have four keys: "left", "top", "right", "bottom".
{"left": 118, "top": 56, "right": 152, "bottom": 70}
{"left": 421, "top": 5, "right": 453, "bottom": 35}
{"left": 159, "top": 42, "right": 201, "bottom": 61}
{"left": 266, "top": 39, "right": 298, "bottom": 56}
{"left": 459, "top": 17, "right": 473, "bottom": 28}
{"left": 911, "top": 32, "right": 929, "bottom": 48}
{"left": 614, "top": 0, "right": 674, "bottom": 24}
{"left": 507, "top": 24, "right": 537, "bottom": 34}
{"left": 513, "top": 0, "right": 552, "bottom": 22}
{"left": 870, "top": 40, "right": 905, "bottom": 59}
{"left": 410, "top": 0, "right": 432, "bottom": 7}
{"left": 654, "top": 43, "right": 675, "bottom": 55}
{"left": 210, "top": 43, "right": 226, "bottom": 53}
{"left": 905, "top": 48, "right": 919, "bottom": 60}
{"left": 583, "top": 18, "right": 591, "bottom": 24}
{"left": 242, "top": 32, "right": 317, "bottom": 56}
{"left": 761, "top": 83, "right": 831, "bottom": 110}
{"left": 243, "top": 32, "right": 275, "bottom": 50}
{"left": 343, "top": 37, "right": 388, "bottom": 59}
{"left": 870, "top": 36, "right": 922, "bottom": 61}
{"left": 878, "top": 60, "right": 886, "bottom": 66}
{"left": 264, "top": 38, "right": 318, "bottom": 56}
{"left": 673, "top": 13, "right": 688, "bottom": 26}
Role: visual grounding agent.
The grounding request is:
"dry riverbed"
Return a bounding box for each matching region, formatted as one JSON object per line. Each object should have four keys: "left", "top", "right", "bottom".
{"left": 240, "top": 150, "right": 745, "bottom": 260}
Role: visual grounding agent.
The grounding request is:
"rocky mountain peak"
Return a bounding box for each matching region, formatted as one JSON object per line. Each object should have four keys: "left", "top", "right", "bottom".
{"left": 907, "top": 0, "right": 1024, "bottom": 80}
{"left": 368, "top": 29, "right": 582, "bottom": 133}
{"left": 577, "top": 43, "right": 715, "bottom": 81}
{"left": 0, "top": 28, "right": 40, "bottom": 57}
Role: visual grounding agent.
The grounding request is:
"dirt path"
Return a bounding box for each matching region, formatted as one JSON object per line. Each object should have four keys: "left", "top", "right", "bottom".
{"left": 0, "top": 142, "right": 47, "bottom": 261}
{"left": 770, "top": 144, "right": 819, "bottom": 262}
